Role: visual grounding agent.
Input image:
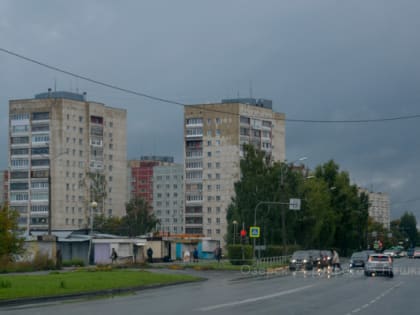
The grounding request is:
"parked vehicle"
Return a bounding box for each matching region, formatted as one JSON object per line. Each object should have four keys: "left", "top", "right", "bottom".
{"left": 289, "top": 251, "right": 314, "bottom": 271}
{"left": 364, "top": 254, "right": 393, "bottom": 277}
{"left": 413, "top": 248, "right": 420, "bottom": 259}
{"left": 349, "top": 251, "right": 368, "bottom": 269}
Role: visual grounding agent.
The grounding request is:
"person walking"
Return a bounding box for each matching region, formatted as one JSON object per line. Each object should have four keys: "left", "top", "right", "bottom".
{"left": 331, "top": 249, "right": 341, "bottom": 272}
{"left": 147, "top": 247, "right": 153, "bottom": 263}
{"left": 193, "top": 247, "right": 199, "bottom": 263}
{"left": 111, "top": 248, "right": 118, "bottom": 264}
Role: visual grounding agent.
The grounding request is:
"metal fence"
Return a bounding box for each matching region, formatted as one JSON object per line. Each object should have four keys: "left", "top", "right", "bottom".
{"left": 255, "top": 255, "right": 291, "bottom": 267}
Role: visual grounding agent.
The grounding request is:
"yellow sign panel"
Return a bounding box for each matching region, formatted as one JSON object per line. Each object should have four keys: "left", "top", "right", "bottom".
{"left": 249, "top": 226, "right": 260, "bottom": 238}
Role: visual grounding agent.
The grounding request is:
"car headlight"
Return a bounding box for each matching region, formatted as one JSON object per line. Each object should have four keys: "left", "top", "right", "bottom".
{"left": 303, "top": 259, "right": 307, "bottom": 263}
{"left": 291, "top": 259, "right": 296, "bottom": 263}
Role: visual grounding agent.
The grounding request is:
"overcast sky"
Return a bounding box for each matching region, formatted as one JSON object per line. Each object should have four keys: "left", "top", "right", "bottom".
{"left": 1, "top": 0, "right": 420, "bottom": 221}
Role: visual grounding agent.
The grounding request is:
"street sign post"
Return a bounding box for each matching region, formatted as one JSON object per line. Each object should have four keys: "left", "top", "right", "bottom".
{"left": 289, "top": 198, "right": 301, "bottom": 210}
{"left": 249, "top": 226, "right": 260, "bottom": 238}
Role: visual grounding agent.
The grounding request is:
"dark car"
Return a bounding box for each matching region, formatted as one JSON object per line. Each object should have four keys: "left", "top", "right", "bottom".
{"left": 307, "top": 250, "right": 322, "bottom": 268}
{"left": 349, "top": 251, "right": 368, "bottom": 269}
{"left": 289, "top": 251, "right": 314, "bottom": 271}
{"left": 364, "top": 254, "right": 393, "bottom": 277}
{"left": 407, "top": 248, "right": 415, "bottom": 258}
{"left": 320, "top": 250, "right": 333, "bottom": 268}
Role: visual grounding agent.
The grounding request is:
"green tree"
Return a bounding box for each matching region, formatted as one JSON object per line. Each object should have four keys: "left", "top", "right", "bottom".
{"left": 93, "top": 214, "right": 125, "bottom": 235}
{"left": 314, "top": 160, "right": 368, "bottom": 255}
{"left": 123, "top": 197, "right": 159, "bottom": 237}
{"left": 0, "top": 206, "right": 24, "bottom": 259}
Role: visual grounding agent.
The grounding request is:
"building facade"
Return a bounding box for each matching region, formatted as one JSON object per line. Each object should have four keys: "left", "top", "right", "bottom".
{"left": 0, "top": 170, "right": 8, "bottom": 206}
{"left": 8, "top": 91, "right": 127, "bottom": 233}
{"left": 359, "top": 188, "right": 390, "bottom": 229}
{"left": 152, "top": 164, "right": 184, "bottom": 234}
{"left": 183, "top": 99, "right": 286, "bottom": 245}
{"left": 127, "top": 156, "right": 174, "bottom": 205}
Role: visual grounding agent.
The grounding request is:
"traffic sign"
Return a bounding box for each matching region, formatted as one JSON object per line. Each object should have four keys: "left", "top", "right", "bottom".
{"left": 249, "top": 226, "right": 260, "bottom": 238}
{"left": 289, "top": 198, "right": 301, "bottom": 210}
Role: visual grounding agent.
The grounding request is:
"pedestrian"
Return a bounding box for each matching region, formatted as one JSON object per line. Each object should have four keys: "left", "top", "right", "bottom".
{"left": 331, "top": 249, "right": 341, "bottom": 272}
{"left": 184, "top": 249, "right": 191, "bottom": 263}
{"left": 111, "top": 248, "right": 118, "bottom": 264}
{"left": 193, "top": 247, "right": 199, "bottom": 263}
{"left": 147, "top": 247, "right": 153, "bottom": 263}
{"left": 215, "top": 246, "right": 222, "bottom": 263}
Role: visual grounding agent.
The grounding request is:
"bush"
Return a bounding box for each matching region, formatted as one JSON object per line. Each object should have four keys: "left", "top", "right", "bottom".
{"left": 62, "top": 259, "right": 85, "bottom": 267}
{"left": 263, "top": 245, "right": 301, "bottom": 257}
{"left": 227, "top": 245, "right": 253, "bottom": 265}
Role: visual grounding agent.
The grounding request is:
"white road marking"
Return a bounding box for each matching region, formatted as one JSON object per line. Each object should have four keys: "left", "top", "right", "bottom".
{"left": 198, "top": 284, "right": 315, "bottom": 311}
{"left": 345, "top": 281, "right": 403, "bottom": 315}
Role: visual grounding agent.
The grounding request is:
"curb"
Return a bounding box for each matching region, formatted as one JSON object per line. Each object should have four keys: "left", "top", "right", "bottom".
{"left": 0, "top": 278, "right": 206, "bottom": 307}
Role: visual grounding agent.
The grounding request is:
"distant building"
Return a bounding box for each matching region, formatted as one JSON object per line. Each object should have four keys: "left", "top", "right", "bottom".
{"left": 359, "top": 188, "right": 390, "bottom": 229}
{"left": 0, "top": 170, "right": 9, "bottom": 207}
{"left": 184, "top": 98, "right": 286, "bottom": 245}
{"left": 8, "top": 90, "right": 127, "bottom": 233}
{"left": 127, "top": 156, "right": 175, "bottom": 206}
{"left": 152, "top": 164, "right": 184, "bottom": 234}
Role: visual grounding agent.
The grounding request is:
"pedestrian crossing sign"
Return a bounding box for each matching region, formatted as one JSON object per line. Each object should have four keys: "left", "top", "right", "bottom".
{"left": 250, "top": 226, "right": 260, "bottom": 238}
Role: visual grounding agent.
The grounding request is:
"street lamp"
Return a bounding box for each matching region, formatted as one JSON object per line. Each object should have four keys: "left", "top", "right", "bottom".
{"left": 87, "top": 201, "right": 98, "bottom": 265}
{"left": 90, "top": 201, "right": 98, "bottom": 234}
{"left": 279, "top": 156, "right": 308, "bottom": 252}
{"left": 233, "top": 220, "right": 238, "bottom": 245}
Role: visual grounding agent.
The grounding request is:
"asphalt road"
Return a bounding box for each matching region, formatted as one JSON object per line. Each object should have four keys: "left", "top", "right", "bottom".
{"left": 2, "top": 258, "right": 420, "bottom": 315}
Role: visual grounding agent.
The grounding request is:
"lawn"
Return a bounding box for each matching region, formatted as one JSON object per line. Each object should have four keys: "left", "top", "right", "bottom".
{"left": 0, "top": 269, "right": 200, "bottom": 300}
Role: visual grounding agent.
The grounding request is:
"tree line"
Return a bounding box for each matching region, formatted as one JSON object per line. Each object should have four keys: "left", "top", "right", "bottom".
{"left": 226, "top": 145, "right": 417, "bottom": 256}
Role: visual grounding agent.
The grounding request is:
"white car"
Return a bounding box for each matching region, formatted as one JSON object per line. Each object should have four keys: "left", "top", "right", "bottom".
{"left": 364, "top": 254, "right": 393, "bottom": 277}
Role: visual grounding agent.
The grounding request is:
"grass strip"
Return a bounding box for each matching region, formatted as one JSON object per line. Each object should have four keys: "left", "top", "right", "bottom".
{"left": 0, "top": 270, "right": 200, "bottom": 300}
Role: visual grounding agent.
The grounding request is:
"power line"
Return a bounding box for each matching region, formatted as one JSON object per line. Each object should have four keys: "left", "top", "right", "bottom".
{"left": 2, "top": 46, "right": 420, "bottom": 124}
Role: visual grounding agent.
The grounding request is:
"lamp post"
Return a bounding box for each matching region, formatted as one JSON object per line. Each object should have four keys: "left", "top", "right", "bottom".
{"left": 87, "top": 201, "right": 98, "bottom": 265}
{"left": 233, "top": 220, "right": 238, "bottom": 245}
{"left": 279, "top": 156, "right": 307, "bottom": 253}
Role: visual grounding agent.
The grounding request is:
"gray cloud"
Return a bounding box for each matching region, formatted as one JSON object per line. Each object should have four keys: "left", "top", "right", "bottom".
{"left": 1, "top": 0, "right": 420, "bottom": 221}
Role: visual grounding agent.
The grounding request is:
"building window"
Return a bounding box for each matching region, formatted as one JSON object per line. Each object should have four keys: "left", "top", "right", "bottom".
{"left": 216, "top": 173, "right": 220, "bottom": 179}
{"left": 216, "top": 118, "right": 221, "bottom": 124}
{"left": 207, "top": 130, "right": 212, "bottom": 136}
{"left": 207, "top": 162, "right": 212, "bottom": 168}
{"left": 216, "top": 207, "right": 221, "bottom": 214}
{"left": 216, "top": 162, "right": 220, "bottom": 168}
{"left": 216, "top": 217, "right": 221, "bottom": 224}
{"left": 79, "top": 127, "right": 83, "bottom": 134}
{"left": 207, "top": 218, "right": 212, "bottom": 224}
{"left": 109, "top": 143, "right": 113, "bottom": 150}
{"left": 207, "top": 152, "right": 212, "bottom": 157}
{"left": 207, "top": 118, "right": 211, "bottom": 125}
{"left": 207, "top": 140, "right": 212, "bottom": 146}
{"left": 216, "top": 129, "right": 221, "bottom": 136}
{"left": 109, "top": 154, "right": 113, "bottom": 160}
{"left": 79, "top": 139, "right": 83, "bottom": 145}
{"left": 207, "top": 207, "right": 212, "bottom": 213}
{"left": 109, "top": 176, "right": 113, "bottom": 182}
{"left": 216, "top": 229, "right": 221, "bottom": 234}
{"left": 216, "top": 196, "right": 221, "bottom": 201}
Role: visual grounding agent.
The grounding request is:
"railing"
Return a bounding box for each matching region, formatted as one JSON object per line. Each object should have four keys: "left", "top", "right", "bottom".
{"left": 255, "top": 255, "right": 291, "bottom": 268}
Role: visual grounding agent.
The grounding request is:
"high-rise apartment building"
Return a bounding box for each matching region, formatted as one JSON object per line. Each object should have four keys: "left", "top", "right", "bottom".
{"left": 359, "top": 188, "right": 390, "bottom": 229}
{"left": 0, "top": 170, "right": 8, "bottom": 207}
{"left": 127, "top": 156, "right": 174, "bottom": 204}
{"left": 8, "top": 91, "right": 127, "bottom": 233}
{"left": 153, "top": 164, "right": 184, "bottom": 234}
{"left": 184, "top": 98, "right": 285, "bottom": 245}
